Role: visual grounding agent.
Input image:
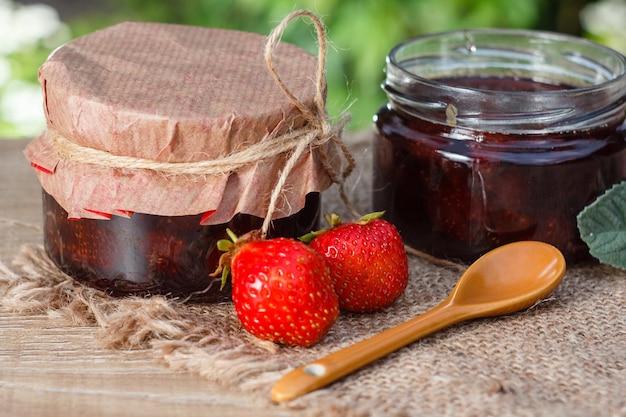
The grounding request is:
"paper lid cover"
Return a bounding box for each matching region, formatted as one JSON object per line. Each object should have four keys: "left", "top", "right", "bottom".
{"left": 25, "top": 21, "right": 340, "bottom": 224}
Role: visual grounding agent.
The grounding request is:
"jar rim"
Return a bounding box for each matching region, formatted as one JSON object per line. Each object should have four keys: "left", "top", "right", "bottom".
{"left": 384, "top": 29, "right": 626, "bottom": 133}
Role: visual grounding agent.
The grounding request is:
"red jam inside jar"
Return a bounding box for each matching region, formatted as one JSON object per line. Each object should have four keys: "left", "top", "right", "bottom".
{"left": 43, "top": 190, "right": 320, "bottom": 302}
{"left": 373, "top": 30, "right": 626, "bottom": 263}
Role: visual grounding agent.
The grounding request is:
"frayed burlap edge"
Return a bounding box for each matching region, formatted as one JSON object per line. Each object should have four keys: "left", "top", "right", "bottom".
{"left": 2, "top": 242, "right": 626, "bottom": 417}
{"left": 0, "top": 243, "right": 378, "bottom": 415}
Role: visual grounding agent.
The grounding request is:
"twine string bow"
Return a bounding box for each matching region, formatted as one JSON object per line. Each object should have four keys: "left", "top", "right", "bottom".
{"left": 260, "top": 9, "right": 356, "bottom": 236}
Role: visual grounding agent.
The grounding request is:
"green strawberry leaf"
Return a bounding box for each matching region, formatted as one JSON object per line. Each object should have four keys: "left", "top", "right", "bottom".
{"left": 577, "top": 181, "right": 626, "bottom": 269}
{"left": 220, "top": 265, "right": 231, "bottom": 291}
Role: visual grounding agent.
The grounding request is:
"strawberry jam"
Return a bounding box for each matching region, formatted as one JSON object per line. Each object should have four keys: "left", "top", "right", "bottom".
{"left": 373, "top": 30, "right": 626, "bottom": 263}
{"left": 43, "top": 191, "right": 320, "bottom": 302}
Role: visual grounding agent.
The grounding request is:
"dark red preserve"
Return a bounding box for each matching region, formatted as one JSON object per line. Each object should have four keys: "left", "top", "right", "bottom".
{"left": 374, "top": 30, "right": 626, "bottom": 262}
{"left": 43, "top": 190, "right": 319, "bottom": 301}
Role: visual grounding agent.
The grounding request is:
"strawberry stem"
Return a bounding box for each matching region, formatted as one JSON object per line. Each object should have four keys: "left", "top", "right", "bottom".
{"left": 358, "top": 211, "right": 385, "bottom": 224}
{"left": 300, "top": 212, "right": 388, "bottom": 243}
{"left": 212, "top": 228, "right": 265, "bottom": 289}
{"left": 327, "top": 213, "right": 342, "bottom": 227}
{"left": 225, "top": 228, "right": 239, "bottom": 243}
{"left": 299, "top": 229, "right": 325, "bottom": 243}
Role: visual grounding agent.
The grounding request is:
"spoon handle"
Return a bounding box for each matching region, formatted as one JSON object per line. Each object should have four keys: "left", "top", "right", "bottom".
{"left": 271, "top": 300, "right": 468, "bottom": 402}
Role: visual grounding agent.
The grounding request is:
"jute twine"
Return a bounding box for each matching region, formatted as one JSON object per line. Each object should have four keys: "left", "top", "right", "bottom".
{"left": 48, "top": 10, "right": 358, "bottom": 237}
{"left": 261, "top": 10, "right": 357, "bottom": 234}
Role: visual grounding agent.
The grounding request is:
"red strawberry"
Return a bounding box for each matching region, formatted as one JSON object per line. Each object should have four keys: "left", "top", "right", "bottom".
{"left": 305, "top": 212, "right": 409, "bottom": 313}
{"left": 215, "top": 230, "right": 339, "bottom": 347}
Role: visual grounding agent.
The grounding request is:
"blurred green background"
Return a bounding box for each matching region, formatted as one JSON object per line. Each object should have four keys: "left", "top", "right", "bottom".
{"left": 2, "top": 0, "right": 625, "bottom": 138}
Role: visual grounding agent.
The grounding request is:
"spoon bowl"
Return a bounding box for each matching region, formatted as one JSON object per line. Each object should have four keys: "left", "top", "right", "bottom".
{"left": 448, "top": 240, "right": 566, "bottom": 317}
{"left": 271, "top": 240, "right": 566, "bottom": 402}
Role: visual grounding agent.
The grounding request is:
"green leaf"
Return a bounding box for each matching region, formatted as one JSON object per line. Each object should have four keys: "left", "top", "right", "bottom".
{"left": 220, "top": 265, "right": 230, "bottom": 291}
{"left": 216, "top": 239, "right": 233, "bottom": 252}
{"left": 577, "top": 181, "right": 626, "bottom": 269}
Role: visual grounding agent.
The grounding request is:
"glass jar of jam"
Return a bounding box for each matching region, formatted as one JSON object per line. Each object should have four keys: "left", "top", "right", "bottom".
{"left": 373, "top": 29, "right": 626, "bottom": 263}
{"left": 25, "top": 22, "right": 340, "bottom": 301}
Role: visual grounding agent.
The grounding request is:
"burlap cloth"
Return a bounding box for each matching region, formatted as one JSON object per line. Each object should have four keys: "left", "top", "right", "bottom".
{"left": 1, "top": 133, "right": 625, "bottom": 417}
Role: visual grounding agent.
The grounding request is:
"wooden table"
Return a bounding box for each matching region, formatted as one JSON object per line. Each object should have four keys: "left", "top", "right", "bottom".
{"left": 0, "top": 139, "right": 302, "bottom": 417}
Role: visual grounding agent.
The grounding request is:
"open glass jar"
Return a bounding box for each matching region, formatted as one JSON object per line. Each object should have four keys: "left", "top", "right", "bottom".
{"left": 25, "top": 22, "right": 339, "bottom": 301}
{"left": 373, "top": 29, "right": 626, "bottom": 263}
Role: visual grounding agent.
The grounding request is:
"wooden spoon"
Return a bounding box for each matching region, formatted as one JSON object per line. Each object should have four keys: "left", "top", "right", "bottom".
{"left": 271, "top": 240, "right": 566, "bottom": 402}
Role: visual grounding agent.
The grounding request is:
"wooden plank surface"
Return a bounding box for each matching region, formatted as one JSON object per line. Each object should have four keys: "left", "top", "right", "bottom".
{"left": 0, "top": 139, "right": 302, "bottom": 417}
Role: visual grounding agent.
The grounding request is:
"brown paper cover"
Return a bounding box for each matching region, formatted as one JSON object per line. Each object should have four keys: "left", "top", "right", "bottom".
{"left": 24, "top": 22, "right": 335, "bottom": 224}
